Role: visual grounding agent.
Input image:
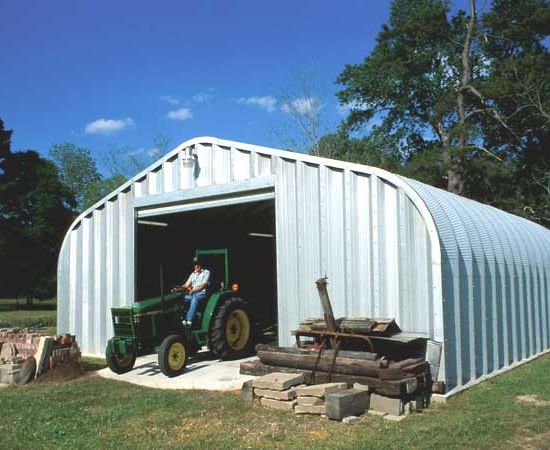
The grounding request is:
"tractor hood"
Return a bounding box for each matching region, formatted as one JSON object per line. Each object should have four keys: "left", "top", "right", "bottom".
{"left": 131, "top": 293, "right": 181, "bottom": 314}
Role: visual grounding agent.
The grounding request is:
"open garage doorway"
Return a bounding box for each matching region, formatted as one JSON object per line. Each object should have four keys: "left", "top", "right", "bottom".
{"left": 135, "top": 199, "right": 277, "bottom": 343}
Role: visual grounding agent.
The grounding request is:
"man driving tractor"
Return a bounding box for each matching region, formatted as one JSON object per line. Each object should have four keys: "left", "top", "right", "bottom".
{"left": 171, "top": 256, "right": 210, "bottom": 326}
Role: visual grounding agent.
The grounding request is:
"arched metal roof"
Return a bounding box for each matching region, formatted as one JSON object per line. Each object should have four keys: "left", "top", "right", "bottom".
{"left": 405, "top": 177, "right": 550, "bottom": 392}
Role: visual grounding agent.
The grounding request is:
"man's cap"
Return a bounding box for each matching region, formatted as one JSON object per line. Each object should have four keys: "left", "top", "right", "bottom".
{"left": 193, "top": 256, "right": 202, "bottom": 265}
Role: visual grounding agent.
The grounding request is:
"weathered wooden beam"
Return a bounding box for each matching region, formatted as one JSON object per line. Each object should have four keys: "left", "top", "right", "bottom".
{"left": 256, "top": 348, "right": 382, "bottom": 378}
{"left": 315, "top": 277, "right": 337, "bottom": 332}
{"left": 255, "top": 344, "right": 378, "bottom": 361}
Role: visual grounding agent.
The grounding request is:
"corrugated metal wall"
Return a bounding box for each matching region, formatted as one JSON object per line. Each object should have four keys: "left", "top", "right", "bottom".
{"left": 58, "top": 137, "right": 442, "bottom": 369}
{"left": 406, "top": 179, "right": 550, "bottom": 393}
{"left": 274, "top": 161, "right": 439, "bottom": 348}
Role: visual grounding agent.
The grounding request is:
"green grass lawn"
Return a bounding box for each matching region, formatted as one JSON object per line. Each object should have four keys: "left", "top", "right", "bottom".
{"left": 0, "top": 298, "right": 57, "bottom": 329}
{"left": 1, "top": 354, "right": 550, "bottom": 449}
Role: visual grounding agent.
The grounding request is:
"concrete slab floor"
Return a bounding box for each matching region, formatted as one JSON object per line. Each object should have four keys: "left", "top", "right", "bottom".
{"left": 97, "top": 352, "right": 257, "bottom": 391}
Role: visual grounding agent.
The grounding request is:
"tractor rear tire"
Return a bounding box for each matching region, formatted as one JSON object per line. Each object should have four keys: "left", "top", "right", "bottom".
{"left": 158, "top": 334, "right": 187, "bottom": 378}
{"left": 106, "top": 348, "right": 136, "bottom": 374}
{"left": 210, "top": 297, "right": 253, "bottom": 360}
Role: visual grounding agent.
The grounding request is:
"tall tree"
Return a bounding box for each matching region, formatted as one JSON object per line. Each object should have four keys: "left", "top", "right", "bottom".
{"left": 49, "top": 142, "right": 102, "bottom": 211}
{"left": 336, "top": 0, "right": 550, "bottom": 210}
{"left": 0, "top": 119, "right": 74, "bottom": 301}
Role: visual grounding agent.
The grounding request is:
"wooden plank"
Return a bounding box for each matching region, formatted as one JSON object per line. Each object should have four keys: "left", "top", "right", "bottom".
{"left": 315, "top": 277, "right": 337, "bottom": 332}
{"left": 297, "top": 317, "right": 401, "bottom": 336}
{"left": 255, "top": 344, "right": 378, "bottom": 361}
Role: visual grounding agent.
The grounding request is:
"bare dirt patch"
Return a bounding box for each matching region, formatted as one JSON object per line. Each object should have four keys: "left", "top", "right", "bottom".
{"left": 510, "top": 430, "right": 550, "bottom": 449}
{"left": 516, "top": 394, "right": 550, "bottom": 407}
{"left": 33, "top": 361, "right": 85, "bottom": 384}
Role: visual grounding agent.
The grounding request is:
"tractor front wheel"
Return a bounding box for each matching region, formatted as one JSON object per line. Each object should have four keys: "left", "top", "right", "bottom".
{"left": 158, "top": 334, "right": 188, "bottom": 377}
{"left": 210, "top": 297, "right": 253, "bottom": 360}
{"left": 106, "top": 348, "right": 136, "bottom": 374}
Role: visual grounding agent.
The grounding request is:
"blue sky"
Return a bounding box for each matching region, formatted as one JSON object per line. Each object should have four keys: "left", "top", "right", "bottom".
{"left": 1, "top": 0, "right": 471, "bottom": 175}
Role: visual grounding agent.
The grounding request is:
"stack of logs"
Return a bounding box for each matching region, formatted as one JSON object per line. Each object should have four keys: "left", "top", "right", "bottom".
{"left": 241, "top": 343, "right": 430, "bottom": 398}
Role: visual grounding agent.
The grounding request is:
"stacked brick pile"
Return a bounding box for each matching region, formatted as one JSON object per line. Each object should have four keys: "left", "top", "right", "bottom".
{"left": 0, "top": 329, "right": 80, "bottom": 384}
{"left": 0, "top": 329, "right": 44, "bottom": 359}
{"left": 242, "top": 372, "right": 426, "bottom": 421}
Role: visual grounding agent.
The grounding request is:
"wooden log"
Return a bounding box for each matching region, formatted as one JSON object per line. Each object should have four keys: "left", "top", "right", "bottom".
{"left": 315, "top": 277, "right": 337, "bottom": 332}
{"left": 388, "top": 357, "right": 425, "bottom": 369}
{"left": 379, "top": 361, "right": 430, "bottom": 380}
{"left": 239, "top": 359, "right": 424, "bottom": 397}
{"left": 255, "top": 344, "right": 378, "bottom": 361}
{"left": 256, "top": 348, "right": 382, "bottom": 378}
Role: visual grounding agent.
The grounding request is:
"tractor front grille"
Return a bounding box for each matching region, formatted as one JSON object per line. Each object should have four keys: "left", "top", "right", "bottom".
{"left": 111, "top": 308, "right": 135, "bottom": 337}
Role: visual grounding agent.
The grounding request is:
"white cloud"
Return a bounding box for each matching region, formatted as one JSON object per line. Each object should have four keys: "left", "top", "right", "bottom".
{"left": 166, "top": 108, "right": 193, "bottom": 120}
{"left": 85, "top": 118, "right": 134, "bottom": 135}
{"left": 281, "top": 97, "right": 317, "bottom": 114}
{"left": 192, "top": 88, "right": 214, "bottom": 103}
{"left": 238, "top": 96, "right": 277, "bottom": 112}
{"left": 148, "top": 147, "right": 160, "bottom": 156}
{"left": 336, "top": 100, "right": 365, "bottom": 117}
{"left": 160, "top": 95, "right": 180, "bottom": 105}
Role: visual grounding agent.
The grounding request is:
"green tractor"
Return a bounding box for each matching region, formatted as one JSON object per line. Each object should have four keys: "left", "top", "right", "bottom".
{"left": 105, "top": 248, "right": 254, "bottom": 377}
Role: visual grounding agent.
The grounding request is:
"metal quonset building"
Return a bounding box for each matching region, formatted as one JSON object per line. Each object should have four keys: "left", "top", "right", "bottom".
{"left": 57, "top": 136, "right": 550, "bottom": 394}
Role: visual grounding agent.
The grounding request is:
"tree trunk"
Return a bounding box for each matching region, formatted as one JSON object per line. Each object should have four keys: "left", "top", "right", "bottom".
{"left": 450, "top": 0, "right": 477, "bottom": 195}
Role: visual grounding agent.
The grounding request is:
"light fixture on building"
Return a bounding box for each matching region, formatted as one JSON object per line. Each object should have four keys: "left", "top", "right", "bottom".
{"left": 248, "top": 232, "right": 274, "bottom": 238}
{"left": 138, "top": 220, "right": 169, "bottom": 227}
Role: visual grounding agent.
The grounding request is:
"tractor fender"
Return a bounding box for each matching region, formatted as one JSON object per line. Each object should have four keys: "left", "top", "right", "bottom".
{"left": 200, "top": 290, "right": 239, "bottom": 332}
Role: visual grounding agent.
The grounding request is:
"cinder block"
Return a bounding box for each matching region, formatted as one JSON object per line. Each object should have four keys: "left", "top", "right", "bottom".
{"left": 297, "top": 396, "right": 324, "bottom": 406}
{"left": 383, "top": 414, "right": 407, "bottom": 422}
{"left": 430, "top": 393, "right": 447, "bottom": 404}
{"left": 342, "top": 416, "right": 360, "bottom": 424}
{"left": 325, "top": 389, "right": 370, "bottom": 420}
{"left": 241, "top": 380, "right": 255, "bottom": 401}
{"left": 296, "top": 382, "right": 348, "bottom": 398}
{"left": 35, "top": 336, "right": 54, "bottom": 378}
{"left": 0, "top": 343, "right": 18, "bottom": 361}
{"left": 260, "top": 397, "right": 297, "bottom": 411}
{"left": 255, "top": 386, "right": 299, "bottom": 400}
{"left": 294, "top": 404, "right": 326, "bottom": 415}
{"left": 369, "top": 393, "right": 403, "bottom": 416}
{"left": 353, "top": 383, "right": 369, "bottom": 391}
{"left": 0, "top": 363, "right": 22, "bottom": 384}
{"left": 252, "top": 373, "right": 304, "bottom": 391}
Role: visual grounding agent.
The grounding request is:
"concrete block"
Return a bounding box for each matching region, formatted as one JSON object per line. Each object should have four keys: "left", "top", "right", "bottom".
{"left": 0, "top": 343, "right": 18, "bottom": 361}
{"left": 252, "top": 372, "right": 304, "bottom": 391}
{"left": 342, "top": 416, "right": 360, "bottom": 424}
{"left": 0, "top": 363, "right": 22, "bottom": 384}
{"left": 35, "top": 336, "right": 54, "bottom": 378}
{"left": 294, "top": 404, "right": 326, "bottom": 415}
{"left": 255, "top": 386, "right": 298, "bottom": 400}
{"left": 353, "top": 383, "right": 369, "bottom": 391}
{"left": 368, "top": 410, "right": 387, "bottom": 417}
{"left": 297, "top": 396, "right": 324, "bottom": 406}
{"left": 325, "top": 389, "right": 370, "bottom": 421}
{"left": 369, "top": 393, "right": 403, "bottom": 416}
{"left": 296, "top": 382, "right": 348, "bottom": 398}
{"left": 383, "top": 414, "right": 407, "bottom": 422}
{"left": 260, "top": 397, "right": 297, "bottom": 411}
{"left": 241, "top": 380, "right": 255, "bottom": 401}
{"left": 431, "top": 393, "right": 447, "bottom": 404}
